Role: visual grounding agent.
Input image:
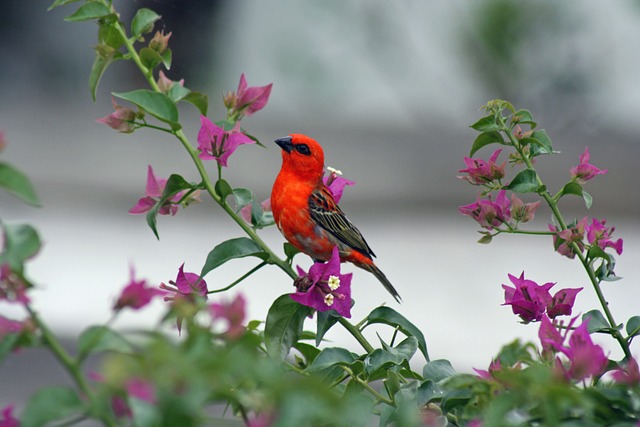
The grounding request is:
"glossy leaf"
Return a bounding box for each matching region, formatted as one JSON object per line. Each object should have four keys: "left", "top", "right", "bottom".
{"left": 214, "top": 178, "right": 233, "bottom": 201}
{"left": 113, "top": 90, "right": 179, "bottom": 127}
{"left": 98, "top": 24, "right": 124, "bottom": 49}
{"left": 139, "top": 47, "right": 163, "bottom": 71}
{"left": 626, "top": 316, "right": 640, "bottom": 339}
{"left": 417, "top": 380, "right": 446, "bottom": 406}
{"left": 265, "top": 294, "right": 311, "bottom": 360}
{"left": 20, "top": 386, "right": 83, "bottom": 427}
{"left": 0, "top": 162, "right": 39, "bottom": 206}
{"left": 77, "top": 325, "right": 134, "bottom": 361}
{"left": 131, "top": 8, "right": 161, "bottom": 37}
{"left": 512, "top": 109, "right": 537, "bottom": 128}
{"left": 181, "top": 91, "right": 209, "bottom": 116}
{"left": 506, "top": 169, "right": 539, "bottom": 193}
{"left": 306, "top": 347, "right": 357, "bottom": 372}
{"left": 284, "top": 242, "right": 301, "bottom": 261}
{"left": 200, "top": 237, "right": 268, "bottom": 277}
{"left": 583, "top": 310, "right": 613, "bottom": 334}
{"left": 469, "top": 131, "right": 505, "bottom": 157}
{"left": 167, "top": 82, "right": 191, "bottom": 103}
{"left": 315, "top": 310, "right": 341, "bottom": 346}
{"left": 0, "top": 223, "right": 41, "bottom": 272}
{"left": 529, "top": 130, "right": 554, "bottom": 157}
{"left": 364, "top": 306, "right": 429, "bottom": 361}
{"left": 365, "top": 337, "right": 418, "bottom": 375}
{"left": 422, "top": 359, "right": 456, "bottom": 382}
{"left": 48, "top": 0, "right": 82, "bottom": 11}
{"left": 64, "top": 1, "right": 113, "bottom": 22}
{"left": 470, "top": 115, "right": 500, "bottom": 132}
{"left": 232, "top": 187, "right": 253, "bottom": 211}
{"left": 161, "top": 48, "right": 172, "bottom": 69}
{"left": 293, "top": 342, "right": 321, "bottom": 367}
{"left": 89, "top": 50, "right": 120, "bottom": 102}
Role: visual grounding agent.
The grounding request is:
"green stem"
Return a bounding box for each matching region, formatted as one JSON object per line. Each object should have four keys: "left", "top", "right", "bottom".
{"left": 26, "top": 305, "right": 117, "bottom": 427}
{"left": 208, "top": 261, "right": 267, "bottom": 294}
{"left": 338, "top": 317, "right": 374, "bottom": 353}
{"left": 341, "top": 366, "right": 394, "bottom": 406}
{"left": 500, "top": 115, "right": 631, "bottom": 359}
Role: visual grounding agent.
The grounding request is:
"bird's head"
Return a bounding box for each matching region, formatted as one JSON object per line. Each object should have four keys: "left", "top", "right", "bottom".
{"left": 274, "top": 134, "right": 325, "bottom": 180}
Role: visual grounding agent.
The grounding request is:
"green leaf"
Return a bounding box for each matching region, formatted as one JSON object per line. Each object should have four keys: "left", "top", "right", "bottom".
{"left": 98, "top": 24, "right": 124, "bottom": 49}
{"left": 512, "top": 109, "right": 537, "bottom": 128}
{"left": 284, "top": 242, "right": 301, "bottom": 261}
{"left": 113, "top": 90, "right": 179, "bottom": 127}
{"left": 131, "top": 8, "right": 161, "bottom": 37}
{"left": 200, "top": 237, "right": 268, "bottom": 277}
{"left": 77, "top": 326, "right": 134, "bottom": 361}
{"left": 529, "top": 130, "right": 554, "bottom": 157}
{"left": 48, "top": 0, "right": 82, "bottom": 11}
{"left": 145, "top": 174, "right": 193, "bottom": 239}
{"left": 470, "top": 115, "right": 500, "bottom": 132}
{"left": 626, "top": 316, "right": 640, "bottom": 339}
{"left": 89, "top": 51, "right": 119, "bottom": 102}
{"left": 583, "top": 309, "right": 612, "bottom": 333}
{"left": 506, "top": 169, "right": 539, "bottom": 193}
{"left": 315, "top": 310, "right": 341, "bottom": 346}
{"left": 161, "top": 48, "right": 173, "bottom": 69}
{"left": 265, "top": 294, "right": 311, "bottom": 360}
{"left": 139, "top": 47, "right": 163, "bottom": 71}
{"left": 0, "top": 334, "right": 21, "bottom": 364}
{"left": 364, "top": 337, "right": 418, "bottom": 375}
{"left": 181, "top": 92, "right": 209, "bottom": 116}
{"left": 214, "top": 179, "right": 233, "bottom": 201}
{"left": 20, "top": 386, "right": 83, "bottom": 427}
{"left": 469, "top": 131, "right": 505, "bottom": 157}
{"left": 364, "top": 306, "right": 429, "bottom": 361}
{"left": 293, "top": 342, "right": 321, "bottom": 367}
{"left": 306, "top": 347, "right": 357, "bottom": 372}
{"left": 557, "top": 182, "right": 593, "bottom": 209}
{"left": 0, "top": 162, "right": 40, "bottom": 206}
{"left": 417, "top": 380, "right": 445, "bottom": 406}
{"left": 0, "top": 223, "right": 41, "bottom": 272}
{"left": 422, "top": 359, "right": 456, "bottom": 382}
{"left": 232, "top": 187, "right": 253, "bottom": 211}
{"left": 167, "top": 82, "right": 191, "bottom": 103}
{"left": 64, "top": 1, "right": 113, "bottom": 22}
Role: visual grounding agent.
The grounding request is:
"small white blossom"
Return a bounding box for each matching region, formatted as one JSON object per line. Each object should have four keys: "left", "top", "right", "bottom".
{"left": 324, "top": 294, "right": 334, "bottom": 307}
{"left": 327, "top": 275, "right": 340, "bottom": 291}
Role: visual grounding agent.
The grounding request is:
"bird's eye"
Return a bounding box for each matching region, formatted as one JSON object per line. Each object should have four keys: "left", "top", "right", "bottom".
{"left": 294, "top": 144, "right": 311, "bottom": 156}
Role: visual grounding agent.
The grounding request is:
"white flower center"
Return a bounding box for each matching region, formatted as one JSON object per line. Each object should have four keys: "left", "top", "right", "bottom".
{"left": 326, "top": 166, "right": 342, "bottom": 175}
{"left": 327, "top": 275, "right": 340, "bottom": 291}
{"left": 324, "top": 294, "right": 334, "bottom": 307}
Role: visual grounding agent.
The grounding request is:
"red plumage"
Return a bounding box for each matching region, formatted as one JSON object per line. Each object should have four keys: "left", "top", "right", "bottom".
{"left": 271, "top": 134, "right": 400, "bottom": 302}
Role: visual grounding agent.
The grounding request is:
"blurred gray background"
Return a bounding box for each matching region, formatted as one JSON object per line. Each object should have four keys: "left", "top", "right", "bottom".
{"left": 2, "top": 0, "right": 640, "bottom": 412}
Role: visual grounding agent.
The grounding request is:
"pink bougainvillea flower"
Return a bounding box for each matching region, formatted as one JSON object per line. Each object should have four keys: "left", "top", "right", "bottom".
{"left": 538, "top": 314, "right": 568, "bottom": 359}
{"left": 291, "top": 247, "right": 352, "bottom": 318}
{"left": 546, "top": 287, "right": 583, "bottom": 319}
{"left": 210, "top": 293, "right": 247, "bottom": 339}
{"left": 458, "top": 148, "right": 506, "bottom": 185}
{"left": 323, "top": 167, "right": 355, "bottom": 203}
{"left": 156, "top": 70, "right": 184, "bottom": 94}
{"left": 611, "top": 357, "right": 640, "bottom": 386}
{"left": 473, "top": 358, "right": 501, "bottom": 379}
{"left": 502, "top": 272, "right": 554, "bottom": 323}
{"left": 502, "top": 273, "right": 582, "bottom": 322}
{"left": 548, "top": 217, "right": 587, "bottom": 259}
{"left": 113, "top": 267, "right": 166, "bottom": 311}
{"left": 570, "top": 147, "right": 607, "bottom": 184}
{"left": 0, "top": 405, "right": 19, "bottom": 427}
{"left": 0, "top": 315, "right": 27, "bottom": 338}
{"left": 96, "top": 97, "right": 138, "bottom": 133}
{"left": 235, "top": 73, "right": 273, "bottom": 117}
{"left": 129, "top": 165, "right": 192, "bottom": 216}
{"left": 197, "top": 116, "right": 254, "bottom": 167}
{"left": 148, "top": 30, "right": 171, "bottom": 53}
{"left": 0, "top": 264, "right": 31, "bottom": 304}
{"left": 559, "top": 319, "right": 608, "bottom": 381}
{"left": 510, "top": 194, "right": 541, "bottom": 224}
{"left": 586, "top": 218, "right": 623, "bottom": 255}
{"left": 159, "top": 264, "right": 208, "bottom": 334}
{"left": 459, "top": 190, "right": 511, "bottom": 230}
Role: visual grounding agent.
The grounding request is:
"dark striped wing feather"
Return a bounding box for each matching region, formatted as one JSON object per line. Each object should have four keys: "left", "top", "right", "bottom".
{"left": 309, "top": 186, "right": 376, "bottom": 258}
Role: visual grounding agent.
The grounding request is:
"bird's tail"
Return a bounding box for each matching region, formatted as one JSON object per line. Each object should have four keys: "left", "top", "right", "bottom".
{"left": 361, "top": 262, "right": 402, "bottom": 303}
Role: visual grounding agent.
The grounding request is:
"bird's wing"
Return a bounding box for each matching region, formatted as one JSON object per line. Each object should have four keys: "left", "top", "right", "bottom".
{"left": 309, "top": 186, "right": 376, "bottom": 258}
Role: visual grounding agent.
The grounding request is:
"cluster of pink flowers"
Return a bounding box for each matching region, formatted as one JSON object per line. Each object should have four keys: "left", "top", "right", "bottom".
{"left": 549, "top": 217, "right": 623, "bottom": 259}
{"left": 458, "top": 190, "right": 540, "bottom": 230}
{"left": 502, "top": 272, "right": 582, "bottom": 323}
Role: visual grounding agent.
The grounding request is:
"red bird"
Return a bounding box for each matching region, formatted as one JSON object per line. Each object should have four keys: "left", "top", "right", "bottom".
{"left": 271, "top": 134, "right": 400, "bottom": 302}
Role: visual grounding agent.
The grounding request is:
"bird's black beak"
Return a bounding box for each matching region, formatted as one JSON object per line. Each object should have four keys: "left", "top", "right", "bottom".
{"left": 274, "top": 136, "right": 293, "bottom": 153}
